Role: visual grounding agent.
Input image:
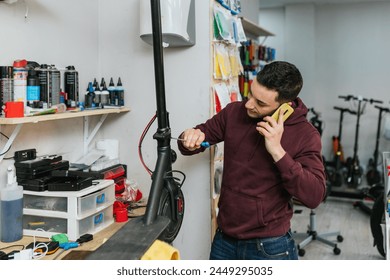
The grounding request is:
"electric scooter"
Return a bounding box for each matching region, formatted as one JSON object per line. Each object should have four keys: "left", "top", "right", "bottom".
{"left": 329, "top": 106, "right": 355, "bottom": 187}
{"left": 87, "top": 0, "right": 185, "bottom": 259}
{"left": 366, "top": 105, "right": 389, "bottom": 186}
{"left": 340, "top": 95, "right": 382, "bottom": 188}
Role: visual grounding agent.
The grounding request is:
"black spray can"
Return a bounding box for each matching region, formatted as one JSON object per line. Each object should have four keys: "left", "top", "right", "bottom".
{"left": 36, "top": 64, "right": 61, "bottom": 107}
{"left": 64, "top": 66, "right": 79, "bottom": 108}
{"left": 36, "top": 64, "right": 49, "bottom": 107}
{"left": 0, "top": 66, "right": 14, "bottom": 115}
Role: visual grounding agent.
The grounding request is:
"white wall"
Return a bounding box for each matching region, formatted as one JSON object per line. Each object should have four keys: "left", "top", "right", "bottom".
{"left": 260, "top": 2, "right": 390, "bottom": 171}
{"left": 0, "top": 0, "right": 211, "bottom": 259}
{"left": 240, "top": 0, "right": 260, "bottom": 22}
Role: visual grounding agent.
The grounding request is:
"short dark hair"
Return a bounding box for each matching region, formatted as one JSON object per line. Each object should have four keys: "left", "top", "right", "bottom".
{"left": 256, "top": 61, "right": 303, "bottom": 102}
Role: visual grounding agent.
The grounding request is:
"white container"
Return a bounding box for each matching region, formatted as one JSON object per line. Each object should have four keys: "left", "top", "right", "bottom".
{"left": 23, "top": 205, "right": 114, "bottom": 241}
{"left": 22, "top": 180, "right": 115, "bottom": 240}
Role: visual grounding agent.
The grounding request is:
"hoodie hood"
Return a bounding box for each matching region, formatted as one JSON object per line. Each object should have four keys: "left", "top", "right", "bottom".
{"left": 285, "top": 97, "right": 309, "bottom": 126}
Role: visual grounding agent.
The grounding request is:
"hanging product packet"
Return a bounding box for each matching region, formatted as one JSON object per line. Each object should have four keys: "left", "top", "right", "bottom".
{"left": 213, "top": 3, "right": 233, "bottom": 42}
{"left": 213, "top": 44, "right": 223, "bottom": 80}
{"left": 215, "top": 43, "right": 232, "bottom": 80}
{"left": 229, "top": 46, "right": 243, "bottom": 78}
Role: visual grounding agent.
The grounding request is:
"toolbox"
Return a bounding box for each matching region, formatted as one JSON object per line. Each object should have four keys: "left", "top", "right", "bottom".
{"left": 22, "top": 180, "right": 115, "bottom": 240}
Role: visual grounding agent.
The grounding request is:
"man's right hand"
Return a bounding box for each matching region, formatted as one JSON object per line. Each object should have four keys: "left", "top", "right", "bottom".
{"left": 180, "top": 128, "right": 206, "bottom": 151}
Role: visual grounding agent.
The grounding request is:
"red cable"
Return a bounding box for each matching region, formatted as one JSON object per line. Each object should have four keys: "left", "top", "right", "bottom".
{"left": 138, "top": 114, "right": 157, "bottom": 176}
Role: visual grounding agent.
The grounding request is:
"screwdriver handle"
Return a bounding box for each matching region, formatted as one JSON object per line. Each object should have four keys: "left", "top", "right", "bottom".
{"left": 173, "top": 137, "right": 210, "bottom": 148}
{"left": 201, "top": 142, "right": 210, "bottom": 148}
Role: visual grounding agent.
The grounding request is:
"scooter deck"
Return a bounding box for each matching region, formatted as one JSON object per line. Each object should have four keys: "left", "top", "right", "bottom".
{"left": 85, "top": 216, "right": 170, "bottom": 260}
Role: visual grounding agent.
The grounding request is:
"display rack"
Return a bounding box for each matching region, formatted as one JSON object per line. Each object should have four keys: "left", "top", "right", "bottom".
{"left": 0, "top": 107, "right": 130, "bottom": 162}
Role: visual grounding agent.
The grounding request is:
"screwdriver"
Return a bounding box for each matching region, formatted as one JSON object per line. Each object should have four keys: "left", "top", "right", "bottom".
{"left": 171, "top": 137, "right": 210, "bottom": 148}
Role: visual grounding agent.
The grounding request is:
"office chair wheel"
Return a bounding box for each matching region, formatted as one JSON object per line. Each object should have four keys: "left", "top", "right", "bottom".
{"left": 333, "top": 246, "right": 341, "bottom": 255}
{"left": 298, "top": 248, "right": 306, "bottom": 257}
{"left": 337, "top": 235, "right": 344, "bottom": 242}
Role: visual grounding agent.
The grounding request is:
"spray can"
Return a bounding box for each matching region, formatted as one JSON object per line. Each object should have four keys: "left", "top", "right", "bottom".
{"left": 64, "top": 66, "right": 79, "bottom": 108}
{"left": 1, "top": 166, "right": 23, "bottom": 243}
{"left": 36, "top": 64, "right": 49, "bottom": 106}
{"left": 36, "top": 64, "right": 61, "bottom": 108}
{"left": 0, "top": 66, "right": 14, "bottom": 115}
{"left": 13, "top": 59, "right": 28, "bottom": 107}
{"left": 26, "top": 69, "right": 40, "bottom": 107}
{"left": 49, "top": 65, "right": 61, "bottom": 106}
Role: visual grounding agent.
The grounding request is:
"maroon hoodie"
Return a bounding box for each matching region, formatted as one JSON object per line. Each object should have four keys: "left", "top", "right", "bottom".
{"left": 178, "top": 98, "right": 326, "bottom": 239}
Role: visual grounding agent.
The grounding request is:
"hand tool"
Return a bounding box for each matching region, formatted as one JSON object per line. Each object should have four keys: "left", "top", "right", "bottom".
{"left": 171, "top": 137, "right": 210, "bottom": 148}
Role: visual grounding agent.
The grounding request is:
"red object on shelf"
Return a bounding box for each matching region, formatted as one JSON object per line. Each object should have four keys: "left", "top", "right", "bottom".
{"left": 103, "top": 165, "right": 125, "bottom": 179}
{"left": 113, "top": 201, "right": 128, "bottom": 222}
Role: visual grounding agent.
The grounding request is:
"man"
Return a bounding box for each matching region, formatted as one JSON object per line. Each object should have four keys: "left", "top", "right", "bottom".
{"left": 177, "top": 61, "right": 326, "bottom": 260}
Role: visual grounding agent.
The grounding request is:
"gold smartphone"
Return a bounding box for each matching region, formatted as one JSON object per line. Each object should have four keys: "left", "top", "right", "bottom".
{"left": 271, "top": 103, "right": 294, "bottom": 122}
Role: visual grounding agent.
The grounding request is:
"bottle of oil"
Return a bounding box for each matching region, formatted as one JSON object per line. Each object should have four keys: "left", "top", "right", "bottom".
{"left": 1, "top": 166, "right": 23, "bottom": 243}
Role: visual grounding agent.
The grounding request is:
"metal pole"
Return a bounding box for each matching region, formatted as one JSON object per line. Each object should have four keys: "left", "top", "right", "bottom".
{"left": 150, "top": 0, "right": 168, "bottom": 131}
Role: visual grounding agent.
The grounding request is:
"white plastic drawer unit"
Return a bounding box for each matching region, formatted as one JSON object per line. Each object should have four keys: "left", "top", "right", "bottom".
{"left": 22, "top": 179, "right": 115, "bottom": 240}
{"left": 78, "top": 184, "right": 115, "bottom": 217}
{"left": 23, "top": 205, "right": 114, "bottom": 241}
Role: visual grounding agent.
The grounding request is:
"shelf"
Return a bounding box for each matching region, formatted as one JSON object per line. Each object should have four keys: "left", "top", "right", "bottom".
{"left": 240, "top": 17, "right": 274, "bottom": 38}
{"left": 0, "top": 107, "right": 130, "bottom": 125}
{"left": 0, "top": 107, "right": 130, "bottom": 162}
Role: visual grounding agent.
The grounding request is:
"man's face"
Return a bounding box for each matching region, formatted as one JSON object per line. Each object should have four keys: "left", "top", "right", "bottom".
{"left": 245, "top": 79, "right": 281, "bottom": 119}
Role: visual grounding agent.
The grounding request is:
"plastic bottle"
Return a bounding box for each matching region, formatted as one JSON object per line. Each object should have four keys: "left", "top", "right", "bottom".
{"left": 108, "top": 77, "right": 116, "bottom": 105}
{"left": 13, "top": 59, "right": 28, "bottom": 107}
{"left": 92, "top": 78, "right": 98, "bottom": 91}
{"left": 1, "top": 166, "right": 23, "bottom": 243}
{"left": 100, "top": 80, "right": 109, "bottom": 107}
{"left": 94, "top": 83, "right": 101, "bottom": 107}
{"left": 85, "top": 82, "right": 95, "bottom": 108}
{"left": 116, "top": 77, "right": 125, "bottom": 106}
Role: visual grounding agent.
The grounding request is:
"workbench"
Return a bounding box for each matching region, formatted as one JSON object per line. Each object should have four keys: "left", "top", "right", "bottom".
{"left": 0, "top": 219, "right": 128, "bottom": 260}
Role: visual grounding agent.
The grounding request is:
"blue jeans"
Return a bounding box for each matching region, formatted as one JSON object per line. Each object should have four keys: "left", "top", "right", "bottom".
{"left": 209, "top": 229, "right": 298, "bottom": 260}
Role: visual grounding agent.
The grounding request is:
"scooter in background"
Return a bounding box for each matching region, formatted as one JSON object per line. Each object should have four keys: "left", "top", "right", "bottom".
{"left": 340, "top": 95, "right": 382, "bottom": 188}
{"left": 366, "top": 105, "right": 389, "bottom": 186}
{"left": 330, "top": 106, "right": 356, "bottom": 187}
{"left": 309, "top": 107, "right": 323, "bottom": 136}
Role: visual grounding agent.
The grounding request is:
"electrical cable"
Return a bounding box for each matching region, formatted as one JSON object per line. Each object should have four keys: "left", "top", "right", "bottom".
{"left": 0, "top": 131, "right": 11, "bottom": 156}
{"left": 138, "top": 114, "right": 157, "bottom": 176}
{"left": 0, "top": 244, "right": 24, "bottom": 251}
{"left": 31, "top": 232, "right": 49, "bottom": 259}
